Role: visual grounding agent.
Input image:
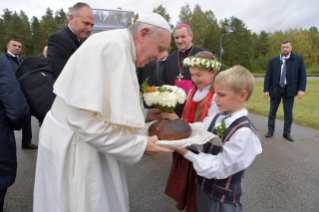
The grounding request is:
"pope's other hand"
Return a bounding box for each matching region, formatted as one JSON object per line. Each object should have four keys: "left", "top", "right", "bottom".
{"left": 144, "top": 135, "right": 175, "bottom": 155}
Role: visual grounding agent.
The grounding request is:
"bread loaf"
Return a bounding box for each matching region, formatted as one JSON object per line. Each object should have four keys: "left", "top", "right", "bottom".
{"left": 148, "top": 119, "right": 191, "bottom": 140}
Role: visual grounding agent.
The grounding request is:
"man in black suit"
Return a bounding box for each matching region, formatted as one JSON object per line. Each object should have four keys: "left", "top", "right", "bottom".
{"left": 47, "top": 2, "right": 94, "bottom": 78}
{"left": 0, "top": 56, "right": 29, "bottom": 211}
{"left": 2, "top": 39, "right": 23, "bottom": 73}
{"left": 264, "top": 40, "right": 307, "bottom": 141}
{"left": 1, "top": 39, "right": 37, "bottom": 149}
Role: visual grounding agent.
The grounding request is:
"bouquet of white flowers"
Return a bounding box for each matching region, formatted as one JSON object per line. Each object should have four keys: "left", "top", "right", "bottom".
{"left": 142, "top": 78, "right": 186, "bottom": 113}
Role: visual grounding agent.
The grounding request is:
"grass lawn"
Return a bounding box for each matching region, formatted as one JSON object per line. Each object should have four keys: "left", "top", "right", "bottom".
{"left": 245, "top": 80, "right": 319, "bottom": 130}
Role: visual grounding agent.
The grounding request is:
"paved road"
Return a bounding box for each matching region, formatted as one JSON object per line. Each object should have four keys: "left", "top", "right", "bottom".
{"left": 4, "top": 114, "right": 319, "bottom": 211}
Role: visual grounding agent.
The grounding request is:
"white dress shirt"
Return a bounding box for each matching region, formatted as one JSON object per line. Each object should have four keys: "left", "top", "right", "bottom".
{"left": 184, "top": 108, "right": 262, "bottom": 179}
{"left": 280, "top": 53, "right": 291, "bottom": 85}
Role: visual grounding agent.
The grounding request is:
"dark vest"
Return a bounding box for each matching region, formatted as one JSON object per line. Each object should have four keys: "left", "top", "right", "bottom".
{"left": 196, "top": 112, "right": 258, "bottom": 204}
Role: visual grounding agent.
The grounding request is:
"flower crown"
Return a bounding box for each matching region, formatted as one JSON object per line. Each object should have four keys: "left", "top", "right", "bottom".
{"left": 183, "top": 56, "right": 221, "bottom": 70}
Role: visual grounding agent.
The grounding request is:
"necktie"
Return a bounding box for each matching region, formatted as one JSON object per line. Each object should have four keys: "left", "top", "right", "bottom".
{"left": 280, "top": 58, "right": 287, "bottom": 88}
{"left": 15, "top": 56, "right": 21, "bottom": 65}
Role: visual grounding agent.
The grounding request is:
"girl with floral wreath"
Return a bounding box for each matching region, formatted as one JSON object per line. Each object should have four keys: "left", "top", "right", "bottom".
{"left": 162, "top": 51, "right": 221, "bottom": 212}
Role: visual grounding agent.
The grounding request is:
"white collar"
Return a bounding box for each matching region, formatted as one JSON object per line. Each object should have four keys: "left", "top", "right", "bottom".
{"left": 68, "top": 24, "right": 81, "bottom": 42}
{"left": 179, "top": 43, "right": 193, "bottom": 53}
{"left": 198, "top": 85, "right": 211, "bottom": 92}
{"left": 222, "top": 108, "right": 247, "bottom": 128}
{"left": 283, "top": 53, "right": 291, "bottom": 60}
{"left": 7, "top": 50, "right": 17, "bottom": 57}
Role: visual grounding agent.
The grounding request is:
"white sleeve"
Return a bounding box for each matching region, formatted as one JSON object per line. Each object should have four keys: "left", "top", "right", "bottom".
{"left": 193, "top": 95, "right": 219, "bottom": 130}
{"left": 184, "top": 127, "right": 262, "bottom": 179}
{"left": 66, "top": 105, "right": 148, "bottom": 165}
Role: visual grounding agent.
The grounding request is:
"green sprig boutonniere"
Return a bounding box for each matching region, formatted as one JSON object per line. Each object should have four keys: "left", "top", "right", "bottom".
{"left": 216, "top": 118, "right": 226, "bottom": 141}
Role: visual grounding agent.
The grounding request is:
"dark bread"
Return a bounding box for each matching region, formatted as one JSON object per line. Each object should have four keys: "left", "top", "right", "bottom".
{"left": 148, "top": 119, "right": 191, "bottom": 140}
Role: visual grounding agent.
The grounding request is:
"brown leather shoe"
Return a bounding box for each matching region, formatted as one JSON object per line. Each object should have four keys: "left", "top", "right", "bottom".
{"left": 283, "top": 133, "right": 294, "bottom": 142}
{"left": 265, "top": 131, "right": 274, "bottom": 138}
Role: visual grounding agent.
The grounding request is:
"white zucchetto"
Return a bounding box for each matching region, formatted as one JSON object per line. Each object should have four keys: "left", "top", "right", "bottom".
{"left": 136, "top": 13, "right": 171, "bottom": 32}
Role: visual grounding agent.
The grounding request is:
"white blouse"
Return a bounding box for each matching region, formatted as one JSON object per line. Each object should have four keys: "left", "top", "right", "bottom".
{"left": 186, "top": 86, "right": 219, "bottom": 130}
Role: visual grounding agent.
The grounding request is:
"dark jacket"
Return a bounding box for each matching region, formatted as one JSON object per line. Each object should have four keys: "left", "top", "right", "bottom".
{"left": 0, "top": 57, "right": 29, "bottom": 190}
{"left": 264, "top": 52, "right": 307, "bottom": 98}
{"left": 47, "top": 25, "right": 82, "bottom": 78}
{"left": 1, "top": 50, "right": 23, "bottom": 74}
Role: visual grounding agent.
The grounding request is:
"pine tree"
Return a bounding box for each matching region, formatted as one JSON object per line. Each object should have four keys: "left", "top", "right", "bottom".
{"left": 41, "top": 8, "right": 58, "bottom": 47}
{"left": 31, "top": 16, "right": 43, "bottom": 56}
{"left": 19, "top": 10, "right": 32, "bottom": 57}
{"left": 178, "top": 4, "right": 192, "bottom": 26}
{"left": 0, "top": 18, "right": 6, "bottom": 52}
{"left": 55, "top": 8, "right": 68, "bottom": 30}
{"left": 1, "top": 8, "right": 13, "bottom": 51}
{"left": 203, "top": 10, "right": 220, "bottom": 54}
{"left": 190, "top": 4, "right": 206, "bottom": 48}
{"left": 256, "top": 31, "right": 270, "bottom": 59}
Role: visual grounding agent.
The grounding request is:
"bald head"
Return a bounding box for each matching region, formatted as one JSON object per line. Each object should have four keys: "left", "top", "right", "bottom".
{"left": 43, "top": 46, "right": 48, "bottom": 58}
{"left": 69, "top": 3, "right": 94, "bottom": 40}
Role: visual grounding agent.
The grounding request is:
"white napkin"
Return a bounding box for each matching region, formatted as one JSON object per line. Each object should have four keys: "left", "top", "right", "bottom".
{"left": 139, "top": 121, "right": 222, "bottom": 149}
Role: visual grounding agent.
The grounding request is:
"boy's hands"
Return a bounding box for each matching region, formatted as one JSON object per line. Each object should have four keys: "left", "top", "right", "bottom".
{"left": 161, "top": 112, "right": 179, "bottom": 120}
{"left": 176, "top": 148, "right": 188, "bottom": 156}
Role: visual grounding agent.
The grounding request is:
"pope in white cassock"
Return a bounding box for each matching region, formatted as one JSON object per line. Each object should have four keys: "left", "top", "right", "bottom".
{"left": 33, "top": 13, "right": 173, "bottom": 212}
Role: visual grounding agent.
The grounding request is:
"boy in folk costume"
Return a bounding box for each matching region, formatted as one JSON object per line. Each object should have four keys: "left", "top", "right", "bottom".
{"left": 176, "top": 66, "right": 262, "bottom": 212}
{"left": 162, "top": 51, "right": 220, "bottom": 211}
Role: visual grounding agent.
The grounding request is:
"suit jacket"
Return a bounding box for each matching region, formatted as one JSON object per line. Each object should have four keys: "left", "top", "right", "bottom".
{"left": 264, "top": 52, "right": 307, "bottom": 98}
{"left": 1, "top": 50, "right": 23, "bottom": 74}
{"left": 0, "top": 57, "right": 29, "bottom": 190}
{"left": 47, "top": 25, "right": 82, "bottom": 78}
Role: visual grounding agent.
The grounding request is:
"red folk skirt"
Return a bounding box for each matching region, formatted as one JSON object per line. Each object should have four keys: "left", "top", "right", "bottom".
{"left": 165, "top": 152, "right": 198, "bottom": 211}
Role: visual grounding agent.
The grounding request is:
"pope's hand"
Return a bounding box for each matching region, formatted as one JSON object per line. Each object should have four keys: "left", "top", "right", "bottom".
{"left": 144, "top": 135, "right": 175, "bottom": 155}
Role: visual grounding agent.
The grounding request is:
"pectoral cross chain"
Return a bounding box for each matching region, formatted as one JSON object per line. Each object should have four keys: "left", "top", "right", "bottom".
{"left": 177, "top": 73, "right": 184, "bottom": 82}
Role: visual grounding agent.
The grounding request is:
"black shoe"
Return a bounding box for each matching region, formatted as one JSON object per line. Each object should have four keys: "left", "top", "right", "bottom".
{"left": 265, "top": 131, "right": 274, "bottom": 138}
{"left": 22, "top": 143, "right": 38, "bottom": 149}
{"left": 283, "top": 133, "right": 294, "bottom": 142}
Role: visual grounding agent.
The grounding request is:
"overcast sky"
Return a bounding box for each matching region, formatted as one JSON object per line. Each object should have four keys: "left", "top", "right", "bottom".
{"left": 0, "top": 0, "right": 318, "bottom": 33}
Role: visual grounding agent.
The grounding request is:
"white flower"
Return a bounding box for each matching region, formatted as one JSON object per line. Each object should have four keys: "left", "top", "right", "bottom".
{"left": 143, "top": 92, "right": 159, "bottom": 106}
{"left": 201, "top": 59, "right": 206, "bottom": 66}
{"left": 215, "top": 122, "right": 221, "bottom": 129}
{"left": 183, "top": 58, "right": 190, "bottom": 65}
{"left": 158, "top": 92, "right": 176, "bottom": 107}
{"left": 143, "top": 84, "right": 186, "bottom": 111}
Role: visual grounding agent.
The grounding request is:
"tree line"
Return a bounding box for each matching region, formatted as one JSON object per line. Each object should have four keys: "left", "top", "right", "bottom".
{"left": 1, "top": 4, "right": 318, "bottom": 74}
